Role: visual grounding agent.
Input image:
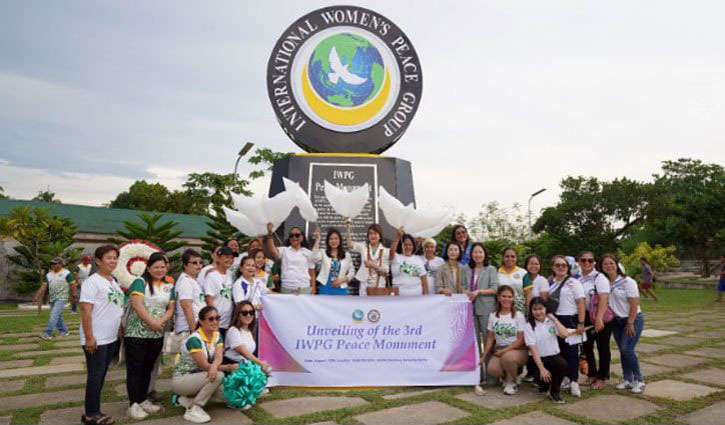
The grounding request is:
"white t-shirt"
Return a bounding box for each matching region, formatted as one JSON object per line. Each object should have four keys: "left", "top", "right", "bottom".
{"left": 77, "top": 264, "right": 92, "bottom": 285}
{"left": 279, "top": 246, "right": 315, "bottom": 290}
{"left": 524, "top": 318, "right": 560, "bottom": 357}
{"left": 580, "top": 271, "right": 611, "bottom": 309}
{"left": 175, "top": 272, "right": 205, "bottom": 333}
{"left": 530, "top": 275, "right": 549, "bottom": 298}
{"left": 497, "top": 267, "right": 525, "bottom": 293}
{"left": 487, "top": 311, "right": 526, "bottom": 347}
{"left": 608, "top": 276, "right": 641, "bottom": 318}
{"left": 198, "top": 264, "right": 215, "bottom": 288}
{"left": 224, "top": 326, "right": 256, "bottom": 363}
{"left": 79, "top": 273, "right": 124, "bottom": 346}
{"left": 203, "top": 270, "right": 233, "bottom": 329}
{"left": 351, "top": 242, "right": 390, "bottom": 293}
{"left": 549, "top": 277, "right": 585, "bottom": 316}
{"left": 391, "top": 254, "right": 426, "bottom": 296}
{"left": 418, "top": 255, "right": 444, "bottom": 296}
{"left": 232, "top": 276, "right": 269, "bottom": 307}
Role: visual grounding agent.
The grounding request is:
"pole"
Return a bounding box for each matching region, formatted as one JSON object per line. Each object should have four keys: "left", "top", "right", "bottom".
{"left": 528, "top": 188, "right": 547, "bottom": 239}
{"left": 232, "top": 142, "right": 255, "bottom": 185}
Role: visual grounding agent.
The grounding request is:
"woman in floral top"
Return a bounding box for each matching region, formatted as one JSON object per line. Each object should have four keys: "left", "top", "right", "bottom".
{"left": 123, "top": 252, "right": 176, "bottom": 420}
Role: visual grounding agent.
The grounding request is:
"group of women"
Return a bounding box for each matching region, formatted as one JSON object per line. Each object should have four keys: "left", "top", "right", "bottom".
{"left": 77, "top": 221, "right": 646, "bottom": 424}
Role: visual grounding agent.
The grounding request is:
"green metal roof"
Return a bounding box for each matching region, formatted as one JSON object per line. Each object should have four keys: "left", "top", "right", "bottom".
{"left": 0, "top": 199, "right": 211, "bottom": 239}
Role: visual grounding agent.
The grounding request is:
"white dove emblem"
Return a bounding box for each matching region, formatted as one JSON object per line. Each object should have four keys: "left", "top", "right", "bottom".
{"left": 328, "top": 46, "right": 367, "bottom": 85}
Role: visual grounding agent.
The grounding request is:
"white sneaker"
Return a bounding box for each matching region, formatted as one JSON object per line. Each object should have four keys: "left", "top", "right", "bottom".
{"left": 631, "top": 381, "right": 646, "bottom": 394}
{"left": 570, "top": 381, "right": 581, "bottom": 397}
{"left": 616, "top": 379, "right": 633, "bottom": 390}
{"left": 503, "top": 383, "right": 518, "bottom": 395}
{"left": 127, "top": 403, "right": 149, "bottom": 420}
{"left": 560, "top": 377, "right": 571, "bottom": 390}
{"left": 139, "top": 399, "right": 161, "bottom": 413}
{"left": 184, "top": 405, "right": 211, "bottom": 424}
{"left": 474, "top": 385, "right": 486, "bottom": 396}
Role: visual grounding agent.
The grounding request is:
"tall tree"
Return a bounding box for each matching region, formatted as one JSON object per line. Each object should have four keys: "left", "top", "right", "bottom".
{"left": 646, "top": 158, "right": 725, "bottom": 276}
{"left": 533, "top": 176, "right": 651, "bottom": 256}
{"left": 33, "top": 189, "right": 61, "bottom": 203}
{"left": 109, "top": 213, "right": 186, "bottom": 273}
{"left": 0, "top": 185, "right": 8, "bottom": 199}
{"left": 0, "top": 207, "right": 81, "bottom": 293}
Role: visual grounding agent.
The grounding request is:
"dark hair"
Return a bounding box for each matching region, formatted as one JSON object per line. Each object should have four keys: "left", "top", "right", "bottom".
{"left": 639, "top": 256, "right": 650, "bottom": 265}
{"left": 494, "top": 285, "right": 516, "bottom": 318}
{"left": 450, "top": 224, "right": 470, "bottom": 248}
{"left": 210, "top": 245, "right": 223, "bottom": 258}
{"left": 94, "top": 244, "right": 119, "bottom": 261}
{"left": 366, "top": 224, "right": 383, "bottom": 244}
{"left": 598, "top": 253, "right": 627, "bottom": 278}
{"left": 325, "top": 228, "right": 346, "bottom": 260}
{"left": 468, "top": 242, "right": 490, "bottom": 269}
{"left": 231, "top": 300, "right": 257, "bottom": 333}
{"left": 527, "top": 296, "right": 548, "bottom": 329}
{"left": 523, "top": 254, "right": 541, "bottom": 273}
{"left": 285, "top": 226, "right": 309, "bottom": 248}
{"left": 550, "top": 255, "right": 571, "bottom": 278}
{"left": 141, "top": 252, "right": 168, "bottom": 295}
{"left": 224, "top": 239, "right": 240, "bottom": 256}
{"left": 182, "top": 248, "right": 202, "bottom": 265}
{"left": 502, "top": 247, "right": 517, "bottom": 259}
{"left": 196, "top": 305, "right": 218, "bottom": 330}
{"left": 396, "top": 233, "right": 417, "bottom": 255}
{"left": 577, "top": 251, "right": 595, "bottom": 261}
{"left": 441, "top": 242, "right": 461, "bottom": 262}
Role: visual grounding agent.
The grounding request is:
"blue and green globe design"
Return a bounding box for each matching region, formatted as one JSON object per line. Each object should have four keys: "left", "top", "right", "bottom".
{"left": 308, "top": 33, "right": 385, "bottom": 108}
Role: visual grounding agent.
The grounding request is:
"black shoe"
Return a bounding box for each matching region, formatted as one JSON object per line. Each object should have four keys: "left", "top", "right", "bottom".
{"left": 550, "top": 392, "right": 564, "bottom": 404}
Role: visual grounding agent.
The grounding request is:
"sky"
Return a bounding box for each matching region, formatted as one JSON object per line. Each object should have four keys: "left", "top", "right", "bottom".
{"left": 1, "top": 1, "right": 723, "bottom": 221}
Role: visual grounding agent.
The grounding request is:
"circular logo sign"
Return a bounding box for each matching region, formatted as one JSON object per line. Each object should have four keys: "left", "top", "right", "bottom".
{"left": 367, "top": 309, "right": 381, "bottom": 323}
{"left": 352, "top": 309, "right": 365, "bottom": 322}
{"left": 267, "top": 6, "right": 423, "bottom": 154}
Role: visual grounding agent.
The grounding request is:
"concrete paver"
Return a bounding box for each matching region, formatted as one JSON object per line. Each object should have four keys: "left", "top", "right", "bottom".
{"left": 354, "top": 401, "right": 468, "bottom": 425}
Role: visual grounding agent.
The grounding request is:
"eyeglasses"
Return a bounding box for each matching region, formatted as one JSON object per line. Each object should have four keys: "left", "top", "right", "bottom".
{"left": 579, "top": 258, "right": 595, "bottom": 263}
{"left": 204, "top": 316, "right": 220, "bottom": 322}
{"left": 553, "top": 263, "right": 568, "bottom": 268}
{"left": 189, "top": 261, "right": 203, "bottom": 265}
{"left": 289, "top": 233, "right": 302, "bottom": 238}
{"left": 240, "top": 310, "right": 255, "bottom": 317}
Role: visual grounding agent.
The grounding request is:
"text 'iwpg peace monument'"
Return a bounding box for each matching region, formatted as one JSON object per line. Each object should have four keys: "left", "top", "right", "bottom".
{"left": 266, "top": 6, "right": 422, "bottom": 242}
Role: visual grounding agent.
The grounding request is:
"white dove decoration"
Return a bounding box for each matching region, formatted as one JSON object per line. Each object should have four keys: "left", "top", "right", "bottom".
{"left": 228, "top": 190, "right": 297, "bottom": 236}
{"left": 222, "top": 207, "right": 268, "bottom": 237}
{"left": 378, "top": 186, "right": 454, "bottom": 238}
{"left": 324, "top": 180, "right": 370, "bottom": 219}
{"left": 328, "top": 46, "right": 367, "bottom": 85}
{"left": 283, "top": 177, "right": 319, "bottom": 222}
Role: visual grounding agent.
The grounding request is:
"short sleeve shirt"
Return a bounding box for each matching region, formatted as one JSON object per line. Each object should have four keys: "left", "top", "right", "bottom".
{"left": 608, "top": 276, "right": 641, "bottom": 318}
{"left": 224, "top": 327, "right": 256, "bottom": 363}
{"left": 46, "top": 269, "right": 74, "bottom": 302}
{"left": 279, "top": 246, "right": 315, "bottom": 290}
{"left": 550, "top": 277, "right": 585, "bottom": 316}
{"left": 204, "top": 270, "right": 234, "bottom": 329}
{"left": 391, "top": 255, "right": 426, "bottom": 288}
{"left": 232, "top": 276, "right": 269, "bottom": 307}
{"left": 498, "top": 267, "right": 527, "bottom": 313}
{"left": 76, "top": 264, "right": 92, "bottom": 286}
{"left": 487, "top": 311, "right": 526, "bottom": 346}
{"left": 579, "top": 271, "right": 611, "bottom": 309}
{"left": 174, "top": 329, "right": 223, "bottom": 376}
{"left": 125, "top": 278, "right": 176, "bottom": 339}
{"left": 530, "top": 275, "right": 549, "bottom": 297}
{"left": 79, "top": 273, "right": 124, "bottom": 346}
{"left": 418, "top": 256, "right": 444, "bottom": 295}
{"left": 174, "top": 272, "right": 205, "bottom": 333}
{"left": 524, "top": 318, "right": 560, "bottom": 357}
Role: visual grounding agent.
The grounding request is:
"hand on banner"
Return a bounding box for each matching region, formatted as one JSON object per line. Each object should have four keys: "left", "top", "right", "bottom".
{"left": 442, "top": 288, "right": 452, "bottom": 296}
{"left": 467, "top": 290, "right": 479, "bottom": 301}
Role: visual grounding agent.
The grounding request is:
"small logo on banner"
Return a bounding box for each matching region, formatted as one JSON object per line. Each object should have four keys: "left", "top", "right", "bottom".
{"left": 352, "top": 309, "right": 365, "bottom": 322}
{"left": 367, "top": 309, "right": 381, "bottom": 323}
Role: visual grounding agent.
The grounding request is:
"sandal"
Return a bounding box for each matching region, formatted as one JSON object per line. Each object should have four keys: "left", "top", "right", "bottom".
{"left": 81, "top": 414, "right": 114, "bottom": 425}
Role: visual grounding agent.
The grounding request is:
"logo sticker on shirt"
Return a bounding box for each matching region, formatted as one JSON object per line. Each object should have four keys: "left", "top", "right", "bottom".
{"left": 108, "top": 290, "right": 124, "bottom": 307}
{"left": 547, "top": 326, "right": 556, "bottom": 336}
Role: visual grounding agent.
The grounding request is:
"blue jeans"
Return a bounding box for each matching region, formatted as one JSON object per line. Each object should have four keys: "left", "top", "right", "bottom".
{"left": 84, "top": 341, "right": 119, "bottom": 416}
{"left": 45, "top": 299, "right": 68, "bottom": 336}
{"left": 612, "top": 313, "right": 644, "bottom": 382}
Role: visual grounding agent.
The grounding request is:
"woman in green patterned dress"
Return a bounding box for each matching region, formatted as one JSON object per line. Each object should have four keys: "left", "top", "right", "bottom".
{"left": 123, "top": 252, "right": 176, "bottom": 420}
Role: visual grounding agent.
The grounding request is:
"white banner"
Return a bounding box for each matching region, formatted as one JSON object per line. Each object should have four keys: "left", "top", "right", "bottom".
{"left": 259, "top": 294, "right": 479, "bottom": 387}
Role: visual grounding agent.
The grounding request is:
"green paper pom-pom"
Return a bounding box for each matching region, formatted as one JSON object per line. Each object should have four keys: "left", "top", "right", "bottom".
{"left": 223, "top": 362, "right": 268, "bottom": 409}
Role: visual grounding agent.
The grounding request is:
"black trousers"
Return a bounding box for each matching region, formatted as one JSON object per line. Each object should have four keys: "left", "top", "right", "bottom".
{"left": 532, "top": 354, "right": 568, "bottom": 395}
{"left": 582, "top": 315, "right": 615, "bottom": 380}
{"left": 83, "top": 340, "right": 120, "bottom": 416}
{"left": 555, "top": 314, "right": 579, "bottom": 381}
{"left": 124, "top": 337, "right": 163, "bottom": 405}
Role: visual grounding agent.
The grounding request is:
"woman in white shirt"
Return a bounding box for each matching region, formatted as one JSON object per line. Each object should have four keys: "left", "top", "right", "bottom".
{"left": 481, "top": 285, "right": 528, "bottom": 395}
{"left": 601, "top": 253, "right": 645, "bottom": 394}
{"left": 577, "top": 251, "right": 613, "bottom": 389}
{"left": 524, "top": 297, "right": 571, "bottom": 404}
{"left": 80, "top": 245, "right": 125, "bottom": 425}
{"left": 232, "top": 256, "right": 270, "bottom": 312}
{"left": 524, "top": 255, "right": 549, "bottom": 305}
{"left": 203, "top": 246, "right": 235, "bottom": 339}
{"left": 418, "top": 238, "right": 444, "bottom": 295}
{"left": 267, "top": 224, "right": 316, "bottom": 294}
{"left": 497, "top": 247, "right": 528, "bottom": 314}
{"left": 548, "top": 255, "right": 586, "bottom": 398}
{"left": 345, "top": 220, "right": 389, "bottom": 296}
{"left": 224, "top": 301, "right": 270, "bottom": 372}
{"left": 312, "top": 227, "right": 355, "bottom": 296}
{"left": 389, "top": 228, "right": 429, "bottom": 296}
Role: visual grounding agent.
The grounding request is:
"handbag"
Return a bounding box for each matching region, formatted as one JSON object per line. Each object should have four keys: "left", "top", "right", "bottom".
{"left": 588, "top": 284, "right": 614, "bottom": 324}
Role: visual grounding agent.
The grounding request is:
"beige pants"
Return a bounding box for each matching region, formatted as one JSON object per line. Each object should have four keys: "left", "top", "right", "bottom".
{"left": 487, "top": 349, "right": 528, "bottom": 382}
{"left": 172, "top": 371, "right": 225, "bottom": 406}
{"left": 280, "top": 286, "right": 311, "bottom": 294}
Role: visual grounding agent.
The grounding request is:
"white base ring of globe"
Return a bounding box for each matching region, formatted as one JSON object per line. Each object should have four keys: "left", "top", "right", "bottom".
{"left": 291, "top": 26, "right": 401, "bottom": 133}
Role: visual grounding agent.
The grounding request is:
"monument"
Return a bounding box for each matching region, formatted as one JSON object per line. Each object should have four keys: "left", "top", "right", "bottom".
{"left": 266, "top": 5, "right": 422, "bottom": 244}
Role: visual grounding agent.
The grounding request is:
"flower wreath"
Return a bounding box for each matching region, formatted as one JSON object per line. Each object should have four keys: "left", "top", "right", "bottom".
{"left": 112, "top": 240, "right": 161, "bottom": 289}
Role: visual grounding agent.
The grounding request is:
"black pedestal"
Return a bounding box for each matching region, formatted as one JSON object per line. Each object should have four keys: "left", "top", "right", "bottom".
{"left": 269, "top": 154, "right": 415, "bottom": 244}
